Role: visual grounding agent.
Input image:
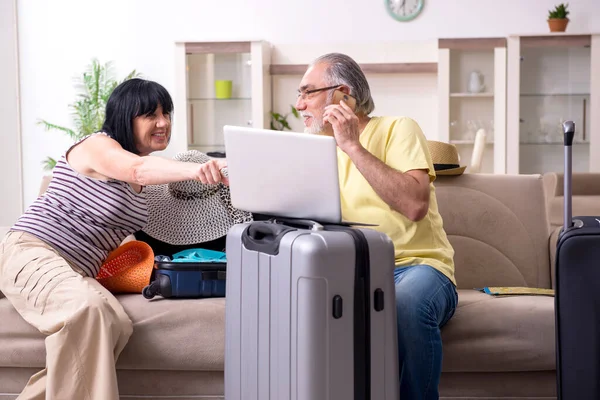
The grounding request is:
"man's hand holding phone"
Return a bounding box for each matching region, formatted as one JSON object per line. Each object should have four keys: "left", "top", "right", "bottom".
{"left": 324, "top": 90, "right": 361, "bottom": 154}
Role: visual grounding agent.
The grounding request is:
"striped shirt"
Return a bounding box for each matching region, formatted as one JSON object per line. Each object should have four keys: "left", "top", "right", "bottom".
{"left": 12, "top": 133, "right": 148, "bottom": 277}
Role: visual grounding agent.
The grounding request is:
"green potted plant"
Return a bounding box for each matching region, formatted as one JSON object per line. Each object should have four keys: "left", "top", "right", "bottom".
{"left": 38, "top": 59, "right": 140, "bottom": 170}
{"left": 269, "top": 105, "right": 301, "bottom": 131}
{"left": 547, "top": 3, "right": 570, "bottom": 32}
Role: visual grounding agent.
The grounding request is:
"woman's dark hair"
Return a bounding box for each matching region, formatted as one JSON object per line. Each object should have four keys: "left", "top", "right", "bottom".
{"left": 102, "top": 78, "right": 174, "bottom": 154}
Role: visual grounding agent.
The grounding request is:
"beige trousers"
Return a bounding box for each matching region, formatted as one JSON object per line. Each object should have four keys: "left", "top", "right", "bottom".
{"left": 0, "top": 231, "right": 133, "bottom": 400}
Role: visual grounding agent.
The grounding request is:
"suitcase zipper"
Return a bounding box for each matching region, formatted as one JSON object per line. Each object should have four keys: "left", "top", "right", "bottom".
{"left": 325, "top": 225, "right": 371, "bottom": 400}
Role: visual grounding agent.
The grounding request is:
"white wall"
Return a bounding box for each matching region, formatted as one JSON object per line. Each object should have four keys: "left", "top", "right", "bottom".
{"left": 13, "top": 0, "right": 600, "bottom": 209}
{"left": 0, "top": 0, "right": 23, "bottom": 226}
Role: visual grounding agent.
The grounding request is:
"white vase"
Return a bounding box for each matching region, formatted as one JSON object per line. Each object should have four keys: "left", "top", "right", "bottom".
{"left": 468, "top": 71, "right": 485, "bottom": 93}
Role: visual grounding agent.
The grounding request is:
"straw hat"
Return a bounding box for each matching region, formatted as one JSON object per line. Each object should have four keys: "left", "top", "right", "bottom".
{"left": 142, "top": 150, "right": 253, "bottom": 245}
{"left": 96, "top": 241, "right": 155, "bottom": 293}
{"left": 427, "top": 141, "right": 466, "bottom": 176}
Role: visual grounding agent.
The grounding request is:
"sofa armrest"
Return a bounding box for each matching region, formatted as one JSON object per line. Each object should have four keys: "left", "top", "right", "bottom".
{"left": 542, "top": 172, "right": 558, "bottom": 202}
{"left": 553, "top": 173, "right": 600, "bottom": 196}
{"left": 549, "top": 226, "right": 562, "bottom": 289}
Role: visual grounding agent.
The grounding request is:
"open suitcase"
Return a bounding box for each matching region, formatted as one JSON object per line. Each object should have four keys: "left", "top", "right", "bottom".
{"left": 142, "top": 249, "right": 227, "bottom": 299}
{"left": 224, "top": 218, "right": 400, "bottom": 400}
{"left": 555, "top": 121, "right": 600, "bottom": 399}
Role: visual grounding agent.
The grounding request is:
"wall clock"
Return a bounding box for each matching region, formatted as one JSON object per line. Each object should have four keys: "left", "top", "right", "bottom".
{"left": 385, "top": 0, "right": 424, "bottom": 22}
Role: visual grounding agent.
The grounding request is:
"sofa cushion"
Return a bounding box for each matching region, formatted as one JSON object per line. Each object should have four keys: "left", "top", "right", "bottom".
{"left": 441, "top": 289, "right": 555, "bottom": 372}
{"left": 434, "top": 174, "right": 553, "bottom": 290}
{"left": 0, "top": 294, "right": 225, "bottom": 371}
{"left": 117, "top": 295, "right": 225, "bottom": 370}
{"left": 0, "top": 298, "right": 45, "bottom": 367}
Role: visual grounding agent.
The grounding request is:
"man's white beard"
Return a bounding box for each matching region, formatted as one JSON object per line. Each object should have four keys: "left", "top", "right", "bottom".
{"left": 305, "top": 117, "right": 325, "bottom": 135}
{"left": 303, "top": 96, "right": 332, "bottom": 135}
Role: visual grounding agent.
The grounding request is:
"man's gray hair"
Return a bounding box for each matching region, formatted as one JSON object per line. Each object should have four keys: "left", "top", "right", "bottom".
{"left": 310, "top": 53, "right": 375, "bottom": 115}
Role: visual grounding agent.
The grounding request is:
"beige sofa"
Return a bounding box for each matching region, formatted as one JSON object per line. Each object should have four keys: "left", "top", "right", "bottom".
{"left": 0, "top": 172, "right": 564, "bottom": 399}
{"left": 543, "top": 172, "right": 600, "bottom": 230}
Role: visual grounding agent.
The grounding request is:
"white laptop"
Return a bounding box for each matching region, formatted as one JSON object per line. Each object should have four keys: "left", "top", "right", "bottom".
{"left": 223, "top": 125, "right": 343, "bottom": 224}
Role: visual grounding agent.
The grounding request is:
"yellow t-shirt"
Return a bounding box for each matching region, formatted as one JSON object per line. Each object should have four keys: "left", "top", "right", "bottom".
{"left": 337, "top": 116, "right": 456, "bottom": 286}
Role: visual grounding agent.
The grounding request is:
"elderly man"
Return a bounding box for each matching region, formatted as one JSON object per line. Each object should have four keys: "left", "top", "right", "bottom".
{"left": 294, "top": 52, "right": 458, "bottom": 400}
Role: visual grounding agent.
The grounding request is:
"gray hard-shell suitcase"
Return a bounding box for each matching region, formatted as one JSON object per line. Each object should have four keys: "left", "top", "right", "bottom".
{"left": 555, "top": 121, "right": 600, "bottom": 399}
{"left": 224, "top": 218, "right": 400, "bottom": 400}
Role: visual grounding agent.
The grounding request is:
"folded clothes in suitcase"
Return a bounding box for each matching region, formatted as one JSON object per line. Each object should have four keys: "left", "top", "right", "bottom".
{"left": 555, "top": 121, "right": 600, "bottom": 400}
{"left": 142, "top": 248, "right": 227, "bottom": 299}
{"left": 224, "top": 218, "right": 400, "bottom": 400}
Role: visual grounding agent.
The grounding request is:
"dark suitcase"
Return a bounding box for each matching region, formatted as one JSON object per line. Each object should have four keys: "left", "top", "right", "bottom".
{"left": 224, "top": 218, "right": 400, "bottom": 400}
{"left": 555, "top": 120, "right": 600, "bottom": 399}
{"left": 142, "top": 249, "right": 227, "bottom": 299}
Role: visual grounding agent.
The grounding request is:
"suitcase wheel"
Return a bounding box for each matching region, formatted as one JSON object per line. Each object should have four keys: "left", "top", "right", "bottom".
{"left": 142, "top": 282, "right": 158, "bottom": 299}
{"left": 142, "top": 274, "right": 172, "bottom": 299}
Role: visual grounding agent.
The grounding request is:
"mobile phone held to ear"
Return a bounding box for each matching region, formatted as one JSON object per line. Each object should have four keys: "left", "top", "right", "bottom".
{"left": 332, "top": 90, "right": 357, "bottom": 111}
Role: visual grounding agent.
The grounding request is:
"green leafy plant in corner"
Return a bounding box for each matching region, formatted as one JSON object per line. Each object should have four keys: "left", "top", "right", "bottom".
{"left": 548, "top": 3, "right": 569, "bottom": 19}
{"left": 38, "top": 59, "right": 140, "bottom": 170}
{"left": 270, "top": 105, "right": 301, "bottom": 131}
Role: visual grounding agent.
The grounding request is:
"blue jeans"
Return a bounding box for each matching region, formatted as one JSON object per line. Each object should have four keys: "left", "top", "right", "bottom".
{"left": 394, "top": 265, "right": 458, "bottom": 400}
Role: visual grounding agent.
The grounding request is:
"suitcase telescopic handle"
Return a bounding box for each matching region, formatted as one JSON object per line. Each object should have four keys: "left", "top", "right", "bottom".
{"left": 563, "top": 121, "right": 575, "bottom": 232}
{"left": 242, "top": 222, "right": 296, "bottom": 255}
{"left": 247, "top": 222, "right": 291, "bottom": 239}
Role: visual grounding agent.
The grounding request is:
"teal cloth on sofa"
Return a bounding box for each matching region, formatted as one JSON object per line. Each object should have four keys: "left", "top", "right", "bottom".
{"left": 171, "top": 248, "right": 227, "bottom": 263}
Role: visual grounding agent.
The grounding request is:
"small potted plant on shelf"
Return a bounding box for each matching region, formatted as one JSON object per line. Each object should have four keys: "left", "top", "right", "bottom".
{"left": 547, "top": 3, "right": 570, "bottom": 32}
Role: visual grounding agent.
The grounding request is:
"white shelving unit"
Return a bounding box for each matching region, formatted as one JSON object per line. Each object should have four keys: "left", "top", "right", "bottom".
{"left": 438, "top": 38, "right": 507, "bottom": 174}
{"left": 167, "top": 36, "right": 599, "bottom": 174}
{"left": 173, "top": 41, "right": 271, "bottom": 156}
{"left": 507, "top": 33, "right": 600, "bottom": 174}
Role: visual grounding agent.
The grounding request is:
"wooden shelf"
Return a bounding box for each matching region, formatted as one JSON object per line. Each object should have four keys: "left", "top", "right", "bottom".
{"left": 519, "top": 34, "right": 591, "bottom": 48}
{"left": 450, "top": 92, "right": 494, "bottom": 98}
{"left": 439, "top": 38, "right": 506, "bottom": 50}
{"left": 269, "top": 65, "right": 308, "bottom": 75}
{"left": 269, "top": 62, "right": 438, "bottom": 75}
{"left": 185, "top": 42, "right": 251, "bottom": 54}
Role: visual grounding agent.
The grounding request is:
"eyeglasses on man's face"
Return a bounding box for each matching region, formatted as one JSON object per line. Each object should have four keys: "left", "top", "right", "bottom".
{"left": 296, "top": 85, "right": 341, "bottom": 101}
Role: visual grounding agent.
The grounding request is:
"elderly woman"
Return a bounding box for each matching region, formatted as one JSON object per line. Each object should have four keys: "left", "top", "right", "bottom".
{"left": 0, "top": 78, "right": 225, "bottom": 399}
